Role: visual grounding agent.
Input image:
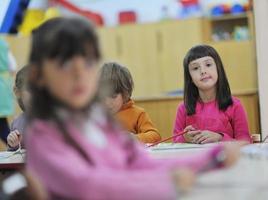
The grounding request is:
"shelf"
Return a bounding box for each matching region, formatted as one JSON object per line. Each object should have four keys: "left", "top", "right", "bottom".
{"left": 207, "top": 12, "right": 249, "bottom": 21}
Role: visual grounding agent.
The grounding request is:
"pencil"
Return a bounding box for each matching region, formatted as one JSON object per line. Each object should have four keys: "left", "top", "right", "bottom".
{"left": 147, "top": 130, "right": 187, "bottom": 147}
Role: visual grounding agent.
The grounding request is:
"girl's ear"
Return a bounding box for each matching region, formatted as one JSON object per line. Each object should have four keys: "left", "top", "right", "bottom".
{"left": 29, "top": 65, "right": 45, "bottom": 87}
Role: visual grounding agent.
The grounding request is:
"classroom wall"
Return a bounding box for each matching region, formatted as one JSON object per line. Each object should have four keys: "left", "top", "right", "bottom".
{"left": 27, "top": 0, "right": 249, "bottom": 27}
{"left": 1, "top": 35, "right": 30, "bottom": 69}
{"left": 253, "top": 0, "right": 268, "bottom": 140}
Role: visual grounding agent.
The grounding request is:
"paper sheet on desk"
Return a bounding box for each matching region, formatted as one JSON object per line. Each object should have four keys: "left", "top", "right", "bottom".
{"left": 241, "top": 143, "right": 268, "bottom": 158}
{"left": 148, "top": 143, "right": 217, "bottom": 151}
{"left": 0, "top": 149, "right": 26, "bottom": 159}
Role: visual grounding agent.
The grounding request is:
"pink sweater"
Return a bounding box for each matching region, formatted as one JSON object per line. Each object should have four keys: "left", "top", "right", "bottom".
{"left": 173, "top": 97, "right": 252, "bottom": 143}
{"left": 26, "top": 111, "right": 225, "bottom": 200}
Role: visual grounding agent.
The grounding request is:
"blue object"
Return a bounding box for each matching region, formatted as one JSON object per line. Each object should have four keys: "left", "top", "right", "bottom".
{"left": 211, "top": 5, "right": 224, "bottom": 16}
{"left": 0, "top": 0, "right": 30, "bottom": 33}
{"left": 179, "top": 4, "right": 202, "bottom": 19}
{"left": 231, "top": 4, "right": 245, "bottom": 14}
{"left": 165, "top": 89, "right": 184, "bottom": 96}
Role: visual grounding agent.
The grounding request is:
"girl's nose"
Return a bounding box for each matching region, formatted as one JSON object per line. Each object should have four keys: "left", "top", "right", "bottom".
{"left": 73, "top": 59, "right": 86, "bottom": 79}
{"left": 200, "top": 66, "right": 206, "bottom": 75}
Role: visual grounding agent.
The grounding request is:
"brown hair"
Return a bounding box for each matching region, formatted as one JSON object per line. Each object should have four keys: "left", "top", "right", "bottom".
{"left": 15, "top": 65, "right": 29, "bottom": 91}
{"left": 99, "top": 62, "right": 134, "bottom": 102}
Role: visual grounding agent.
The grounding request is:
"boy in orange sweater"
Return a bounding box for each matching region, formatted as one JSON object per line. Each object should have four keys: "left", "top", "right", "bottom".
{"left": 99, "top": 62, "right": 161, "bottom": 143}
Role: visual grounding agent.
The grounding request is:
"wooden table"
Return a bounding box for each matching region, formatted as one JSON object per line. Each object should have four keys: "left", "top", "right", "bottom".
{"left": 148, "top": 143, "right": 268, "bottom": 200}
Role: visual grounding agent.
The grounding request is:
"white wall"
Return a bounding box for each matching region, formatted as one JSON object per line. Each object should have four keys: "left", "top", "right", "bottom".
{"left": 0, "top": 0, "right": 11, "bottom": 28}
{"left": 254, "top": 0, "right": 268, "bottom": 139}
{"left": 66, "top": 0, "right": 249, "bottom": 26}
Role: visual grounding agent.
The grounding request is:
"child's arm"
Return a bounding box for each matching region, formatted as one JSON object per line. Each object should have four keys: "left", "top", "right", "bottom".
{"left": 229, "top": 100, "right": 252, "bottom": 143}
{"left": 135, "top": 111, "right": 161, "bottom": 143}
{"left": 128, "top": 140, "right": 238, "bottom": 174}
{"left": 173, "top": 104, "right": 188, "bottom": 143}
{"left": 7, "top": 130, "right": 22, "bottom": 151}
{"left": 26, "top": 122, "right": 178, "bottom": 200}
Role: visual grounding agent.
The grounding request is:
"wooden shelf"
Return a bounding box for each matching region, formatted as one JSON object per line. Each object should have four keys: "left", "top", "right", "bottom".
{"left": 206, "top": 12, "right": 249, "bottom": 21}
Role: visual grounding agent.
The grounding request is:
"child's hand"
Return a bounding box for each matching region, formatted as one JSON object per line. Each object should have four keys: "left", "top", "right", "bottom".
{"left": 183, "top": 125, "right": 201, "bottom": 143}
{"left": 192, "top": 130, "right": 222, "bottom": 144}
{"left": 7, "top": 130, "right": 22, "bottom": 148}
{"left": 221, "top": 143, "right": 240, "bottom": 168}
{"left": 172, "top": 168, "right": 196, "bottom": 194}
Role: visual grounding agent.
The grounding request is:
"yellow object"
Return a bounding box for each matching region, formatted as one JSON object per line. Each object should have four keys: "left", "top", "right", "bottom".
{"left": 19, "top": 7, "right": 61, "bottom": 36}
{"left": 19, "top": 9, "right": 45, "bottom": 35}
{"left": 43, "top": 7, "right": 61, "bottom": 21}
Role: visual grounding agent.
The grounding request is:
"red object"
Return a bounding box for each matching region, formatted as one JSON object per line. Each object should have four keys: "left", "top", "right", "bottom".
{"left": 51, "top": 0, "right": 104, "bottom": 26}
{"left": 221, "top": 4, "right": 231, "bottom": 14}
{"left": 119, "top": 11, "right": 136, "bottom": 24}
{"left": 147, "top": 130, "right": 187, "bottom": 147}
{"left": 180, "top": 0, "right": 199, "bottom": 7}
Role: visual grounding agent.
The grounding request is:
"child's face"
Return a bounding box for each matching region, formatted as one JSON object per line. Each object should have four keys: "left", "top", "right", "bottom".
{"left": 188, "top": 56, "right": 218, "bottom": 92}
{"left": 39, "top": 56, "right": 99, "bottom": 110}
{"left": 104, "top": 93, "right": 124, "bottom": 114}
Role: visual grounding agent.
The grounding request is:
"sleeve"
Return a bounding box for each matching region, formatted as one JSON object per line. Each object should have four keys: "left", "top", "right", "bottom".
{"left": 26, "top": 123, "right": 177, "bottom": 200}
{"left": 227, "top": 101, "right": 252, "bottom": 143}
{"left": 127, "top": 140, "right": 225, "bottom": 174}
{"left": 7, "top": 121, "right": 19, "bottom": 151}
{"left": 173, "top": 104, "right": 186, "bottom": 143}
{"left": 7, "top": 51, "right": 17, "bottom": 72}
{"left": 135, "top": 112, "right": 161, "bottom": 143}
{"left": 219, "top": 132, "right": 236, "bottom": 141}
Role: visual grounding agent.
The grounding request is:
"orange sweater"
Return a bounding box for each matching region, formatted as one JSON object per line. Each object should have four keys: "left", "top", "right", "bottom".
{"left": 116, "top": 100, "right": 161, "bottom": 143}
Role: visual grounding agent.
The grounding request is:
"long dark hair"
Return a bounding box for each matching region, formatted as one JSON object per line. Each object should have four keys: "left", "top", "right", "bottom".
{"left": 27, "top": 17, "right": 101, "bottom": 164}
{"left": 183, "top": 44, "right": 233, "bottom": 115}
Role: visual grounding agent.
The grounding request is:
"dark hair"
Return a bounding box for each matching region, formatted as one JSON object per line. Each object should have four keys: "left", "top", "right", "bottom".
{"left": 183, "top": 44, "right": 233, "bottom": 115}
{"left": 99, "top": 62, "right": 134, "bottom": 101}
{"left": 27, "top": 17, "right": 101, "bottom": 164}
{"left": 15, "top": 65, "right": 30, "bottom": 111}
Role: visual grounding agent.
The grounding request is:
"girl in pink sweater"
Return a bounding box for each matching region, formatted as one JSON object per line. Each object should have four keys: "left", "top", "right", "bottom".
{"left": 173, "top": 45, "right": 252, "bottom": 144}
{"left": 25, "top": 18, "right": 239, "bottom": 200}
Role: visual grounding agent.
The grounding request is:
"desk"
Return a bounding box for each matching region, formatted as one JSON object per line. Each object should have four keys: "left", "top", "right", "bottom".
{"left": 148, "top": 143, "right": 268, "bottom": 200}
{"left": 0, "top": 151, "right": 25, "bottom": 172}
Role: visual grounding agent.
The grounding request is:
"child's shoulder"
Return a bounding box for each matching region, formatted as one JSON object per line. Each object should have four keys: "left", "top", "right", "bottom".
{"left": 231, "top": 96, "right": 243, "bottom": 107}
{"left": 12, "top": 112, "right": 26, "bottom": 124}
{"left": 131, "top": 104, "right": 145, "bottom": 113}
{"left": 28, "top": 119, "right": 57, "bottom": 134}
{"left": 177, "top": 102, "right": 186, "bottom": 110}
{"left": 224, "top": 96, "right": 244, "bottom": 113}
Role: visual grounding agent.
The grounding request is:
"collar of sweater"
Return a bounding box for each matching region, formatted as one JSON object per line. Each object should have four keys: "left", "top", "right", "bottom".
{"left": 120, "top": 99, "right": 134, "bottom": 111}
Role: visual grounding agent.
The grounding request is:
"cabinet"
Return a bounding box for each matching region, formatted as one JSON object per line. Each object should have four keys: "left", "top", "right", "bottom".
{"left": 98, "top": 18, "right": 205, "bottom": 97}
{"left": 203, "top": 11, "right": 254, "bottom": 42}
{"left": 97, "top": 13, "right": 257, "bottom": 97}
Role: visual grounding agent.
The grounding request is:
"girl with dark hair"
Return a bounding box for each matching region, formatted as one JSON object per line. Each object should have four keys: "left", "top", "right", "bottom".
{"left": 26, "top": 18, "right": 239, "bottom": 199}
{"left": 173, "top": 44, "right": 252, "bottom": 144}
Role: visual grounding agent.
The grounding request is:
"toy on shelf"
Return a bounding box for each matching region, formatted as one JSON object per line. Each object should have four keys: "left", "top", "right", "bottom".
{"left": 177, "top": 0, "right": 202, "bottom": 19}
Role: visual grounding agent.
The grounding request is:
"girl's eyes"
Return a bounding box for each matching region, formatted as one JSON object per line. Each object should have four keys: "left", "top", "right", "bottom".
{"left": 58, "top": 59, "right": 97, "bottom": 69}
{"left": 206, "top": 63, "right": 212, "bottom": 67}
{"left": 190, "top": 66, "right": 199, "bottom": 71}
{"left": 110, "top": 94, "right": 118, "bottom": 99}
